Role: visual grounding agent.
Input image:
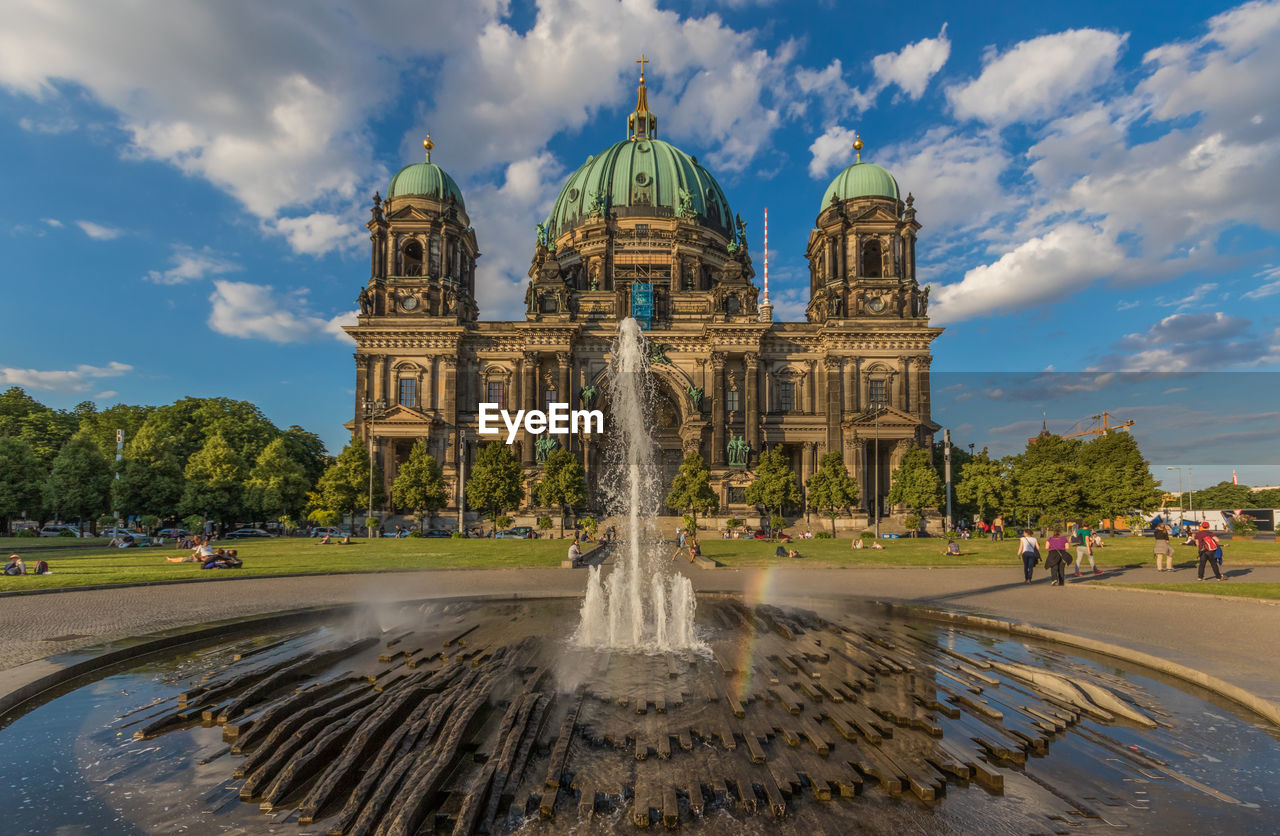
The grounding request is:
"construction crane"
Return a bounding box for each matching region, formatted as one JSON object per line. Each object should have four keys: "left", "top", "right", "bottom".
{"left": 1061, "top": 411, "right": 1135, "bottom": 439}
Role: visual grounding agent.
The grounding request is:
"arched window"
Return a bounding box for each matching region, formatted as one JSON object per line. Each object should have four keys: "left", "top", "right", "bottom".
{"left": 862, "top": 238, "right": 882, "bottom": 278}
{"left": 403, "top": 240, "right": 423, "bottom": 276}
{"left": 428, "top": 235, "right": 441, "bottom": 277}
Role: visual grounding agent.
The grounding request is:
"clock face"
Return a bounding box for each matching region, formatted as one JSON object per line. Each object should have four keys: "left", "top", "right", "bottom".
{"left": 867, "top": 295, "right": 886, "bottom": 313}
{"left": 400, "top": 295, "right": 419, "bottom": 312}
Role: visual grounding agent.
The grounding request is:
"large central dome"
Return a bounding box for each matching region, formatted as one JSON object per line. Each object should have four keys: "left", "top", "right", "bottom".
{"left": 544, "top": 67, "right": 734, "bottom": 241}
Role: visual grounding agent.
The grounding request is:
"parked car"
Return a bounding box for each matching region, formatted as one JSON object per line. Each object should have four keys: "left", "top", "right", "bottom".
{"left": 422, "top": 528, "right": 452, "bottom": 538}
{"left": 157, "top": 528, "right": 190, "bottom": 539}
{"left": 495, "top": 526, "right": 535, "bottom": 539}
{"left": 225, "top": 527, "right": 276, "bottom": 539}
{"left": 312, "top": 526, "right": 352, "bottom": 539}
{"left": 101, "top": 528, "right": 151, "bottom": 545}
{"left": 39, "top": 524, "right": 88, "bottom": 538}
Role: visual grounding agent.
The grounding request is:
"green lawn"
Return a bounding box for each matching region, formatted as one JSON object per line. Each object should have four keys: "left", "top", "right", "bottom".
{"left": 1103, "top": 582, "right": 1280, "bottom": 601}
{"left": 697, "top": 533, "right": 1280, "bottom": 569}
{"left": 0, "top": 536, "right": 589, "bottom": 592}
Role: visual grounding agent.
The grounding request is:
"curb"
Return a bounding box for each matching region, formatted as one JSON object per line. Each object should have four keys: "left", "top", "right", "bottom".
{"left": 874, "top": 600, "right": 1280, "bottom": 729}
{"left": 1084, "top": 581, "right": 1280, "bottom": 607}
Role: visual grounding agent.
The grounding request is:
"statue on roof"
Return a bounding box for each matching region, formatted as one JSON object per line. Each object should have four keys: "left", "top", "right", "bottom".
{"left": 370, "top": 191, "right": 383, "bottom": 223}
{"left": 678, "top": 187, "right": 695, "bottom": 219}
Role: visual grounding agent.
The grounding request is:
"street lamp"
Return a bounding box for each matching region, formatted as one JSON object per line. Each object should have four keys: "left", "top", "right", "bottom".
{"left": 1166, "top": 467, "right": 1183, "bottom": 515}
{"left": 362, "top": 397, "right": 388, "bottom": 536}
{"left": 457, "top": 428, "right": 467, "bottom": 534}
{"left": 869, "top": 402, "right": 888, "bottom": 538}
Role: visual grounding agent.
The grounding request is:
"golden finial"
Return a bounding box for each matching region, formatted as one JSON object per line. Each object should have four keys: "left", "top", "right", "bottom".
{"left": 636, "top": 53, "right": 649, "bottom": 83}
{"left": 423, "top": 134, "right": 433, "bottom": 163}
{"left": 853, "top": 131, "right": 863, "bottom": 164}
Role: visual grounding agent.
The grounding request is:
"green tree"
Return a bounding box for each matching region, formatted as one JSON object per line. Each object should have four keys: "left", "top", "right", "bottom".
{"left": 1251, "top": 488, "right": 1280, "bottom": 508}
{"left": 886, "top": 445, "right": 942, "bottom": 533}
{"left": 1078, "top": 431, "right": 1163, "bottom": 519}
{"left": 1188, "top": 481, "right": 1253, "bottom": 510}
{"left": 745, "top": 445, "right": 802, "bottom": 531}
{"left": 244, "top": 437, "right": 312, "bottom": 520}
{"left": 181, "top": 434, "right": 246, "bottom": 526}
{"left": 317, "top": 441, "right": 385, "bottom": 528}
{"left": 665, "top": 452, "right": 718, "bottom": 531}
{"left": 279, "top": 425, "right": 330, "bottom": 486}
{"left": 0, "top": 437, "right": 45, "bottom": 531}
{"left": 466, "top": 443, "right": 525, "bottom": 534}
{"left": 44, "top": 434, "right": 111, "bottom": 529}
{"left": 391, "top": 441, "right": 448, "bottom": 532}
{"left": 113, "top": 420, "right": 186, "bottom": 518}
{"left": 955, "top": 451, "right": 1007, "bottom": 521}
{"left": 805, "top": 452, "right": 859, "bottom": 535}
{"left": 534, "top": 449, "right": 587, "bottom": 537}
{"left": 0, "top": 388, "right": 79, "bottom": 468}
{"left": 1008, "top": 432, "right": 1084, "bottom": 525}
{"left": 77, "top": 403, "right": 153, "bottom": 460}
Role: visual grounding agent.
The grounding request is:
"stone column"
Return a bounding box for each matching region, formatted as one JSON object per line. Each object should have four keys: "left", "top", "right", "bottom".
{"left": 711, "top": 352, "right": 726, "bottom": 466}
{"left": 441, "top": 357, "right": 458, "bottom": 465}
{"left": 556, "top": 352, "right": 570, "bottom": 409}
{"left": 744, "top": 353, "right": 759, "bottom": 455}
{"left": 824, "top": 357, "right": 842, "bottom": 454}
{"left": 697, "top": 358, "right": 708, "bottom": 412}
{"left": 917, "top": 356, "right": 932, "bottom": 423}
{"left": 422, "top": 360, "right": 434, "bottom": 412}
{"left": 838, "top": 231, "right": 847, "bottom": 281}
{"left": 521, "top": 353, "right": 536, "bottom": 466}
{"left": 801, "top": 441, "right": 815, "bottom": 488}
{"left": 898, "top": 357, "right": 909, "bottom": 412}
{"left": 354, "top": 355, "right": 369, "bottom": 431}
{"left": 761, "top": 360, "right": 771, "bottom": 416}
{"left": 802, "top": 362, "right": 815, "bottom": 413}
{"left": 842, "top": 359, "right": 854, "bottom": 414}
{"left": 372, "top": 355, "right": 387, "bottom": 403}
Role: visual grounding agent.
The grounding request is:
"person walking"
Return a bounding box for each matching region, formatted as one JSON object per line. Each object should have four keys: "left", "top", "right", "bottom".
{"left": 1153, "top": 522, "right": 1174, "bottom": 572}
{"left": 1045, "top": 529, "right": 1071, "bottom": 586}
{"left": 1193, "top": 522, "right": 1224, "bottom": 581}
{"left": 671, "top": 528, "right": 687, "bottom": 562}
{"left": 1071, "top": 523, "right": 1098, "bottom": 576}
{"left": 1016, "top": 529, "right": 1040, "bottom": 584}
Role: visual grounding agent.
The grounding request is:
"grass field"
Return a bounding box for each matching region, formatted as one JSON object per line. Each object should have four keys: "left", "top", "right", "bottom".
{"left": 1102, "top": 582, "right": 1280, "bottom": 601}
{"left": 0, "top": 537, "right": 591, "bottom": 592}
{"left": 1, "top": 532, "right": 1276, "bottom": 593}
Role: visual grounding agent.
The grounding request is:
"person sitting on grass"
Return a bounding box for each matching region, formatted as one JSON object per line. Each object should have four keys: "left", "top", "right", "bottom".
{"left": 4, "top": 554, "right": 26, "bottom": 575}
{"left": 870, "top": 540, "right": 884, "bottom": 550}
{"left": 942, "top": 540, "right": 962, "bottom": 556}
{"left": 852, "top": 537, "right": 864, "bottom": 549}
{"left": 318, "top": 533, "right": 332, "bottom": 545}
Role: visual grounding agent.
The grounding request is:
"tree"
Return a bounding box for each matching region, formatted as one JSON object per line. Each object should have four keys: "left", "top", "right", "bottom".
{"left": 745, "top": 445, "right": 802, "bottom": 531}
{"left": 1188, "top": 481, "right": 1253, "bottom": 510}
{"left": 0, "top": 437, "right": 45, "bottom": 531}
{"left": 317, "top": 441, "right": 384, "bottom": 528}
{"left": 244, "top": 437, "right": 312, "bottom": 520}
{"left": 466, "top": 443, "right": 525, "bottom": 534}
{"left": 955, "top": 451, "right": 1006, "bottom": 522}
{"left": 534, "top": 449, "right": 587, "bottom": 537}
{"left": 181, "top": 434, "right": 247, "bottom": 526}
{"left": 886, "top": 445, "right": 942, "bottom": 533}
{"left": 1252, "top": 488, "right": 1280, "bottom": 508}
{"left": 805, "top": 452, "right": 859, "bottom": 535}
{"left": 77, "top": 403, "right": 153, "bottom": 460}
{"left": 279, "top": 425, "right": 330, "bottom": 486}
{"left": 44, "top": 434, "right": 111, "bottom": 529}
{"left": 391, "top": 441, "right": 448, "bottom": 532}
{"left": 1008, "top": 432, "right": 1083, "bottom": 525}
{"left": 1078, "top": 431, "right": 1163, "bottom": 520}
{"left": 665, "top": 452, "right": 718, "bottom": 531}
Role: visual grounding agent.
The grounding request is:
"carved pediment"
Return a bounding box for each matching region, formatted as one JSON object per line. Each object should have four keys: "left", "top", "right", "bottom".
{"left": 378, "top": 404, "right": 433, "bottom": 423}
{"left": 845, "top": 404, "right": 919, "bottom": 426}
{"left": 389, "top": 206, "right": 432, "bottom": 221}
{"left": 850, "top": 206, "right": 900, "bottom": 224}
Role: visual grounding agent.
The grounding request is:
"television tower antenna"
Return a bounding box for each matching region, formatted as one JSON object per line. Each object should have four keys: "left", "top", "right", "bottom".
{"left": 759, "top": 207, "right": 774, "bottom": 322}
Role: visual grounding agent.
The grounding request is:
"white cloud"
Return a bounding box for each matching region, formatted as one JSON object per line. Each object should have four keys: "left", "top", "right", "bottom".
{"left": 94, "top": 390, "right": 118, "bottom": 399}
{"left": 42, "top": 218, "right": 62, "bottom": 228}
{"left": 1102, "top": 313, "right": 1280, "bottom": 371}
{"left": 807, "top": 125, "right": 859, "bottom": 179}
{"left": 871, "top": 24, "right": 951, "bottom": 100}
{"left": 1244, "top": 264, "right": 1280, "bottom": 299}
{"left": 0, "top": 361, "right": 132, "bottom": 392}
{"left": 266, "top": 212, "right": 363, "bottom": 256}
{"left": 145, "top": 245, "right": 239, "bottom": 285}
{"left": 17, "top": 114, "right": 76, "bottom": 134}
{"left": 207, "top": 280, "right": 354, "bottom": 344}
{"left": 75, "top": 220, "right": 122, "bottom": 240}
{"left": 947, "top": 29, "right": 1126, "bottom": 125}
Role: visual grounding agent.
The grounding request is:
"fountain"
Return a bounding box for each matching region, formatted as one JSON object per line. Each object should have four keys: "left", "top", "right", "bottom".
{"left": 575, "top": 317, "right": 701, "bottom": 653}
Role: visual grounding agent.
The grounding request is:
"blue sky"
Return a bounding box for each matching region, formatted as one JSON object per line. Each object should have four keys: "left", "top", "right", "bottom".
{"left": 1, "top": 0, "right": 1277, "bottom": 489}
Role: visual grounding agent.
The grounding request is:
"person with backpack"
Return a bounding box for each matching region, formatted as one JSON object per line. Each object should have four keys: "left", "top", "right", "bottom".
{"left": 1016, "top": 529, "right": 1041, "bottom": 584}
{"left": 1193, "top": 522, "right": 1224, "bottom": 581}
{"left": 3, "top": 554, "right": 25, "bottom": 576}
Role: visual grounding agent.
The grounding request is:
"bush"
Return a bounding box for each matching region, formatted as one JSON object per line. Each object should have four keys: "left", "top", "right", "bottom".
{"left": 769, "top": 515, "right": 786, "bottom": 533}
{"left": 726, "top": 517, "right": 743, "bottom": 531}
{"left": 1126, "top": 514, "right": 1145, "bottom": 535}
{"left": 579, "top": 516, "right": 598, "bottom": 539}
{"left": 450, "top": 530, "right": 466, "bottom": 539}
{"left": 1232, "top": 514, "right": 1258, "bottom": 539}
{"left": 363, "top": 516, "right": 380, "bottom": 534}
{"left": 408, "top": 530, "right": 425, "bottom": 538}
{"left": 97, "top": 514, "right": 116, "bottom": 530}
{"left": 139, "top": 514, "right": 160, "bottom": 533}
{"left": 860, "top": 530, "right": 875, "bottom": 545}
{"left": 537, "top": 515, "right": 553, "bottom": 532}
{"left": 903, "top": 514, "right": 921, "bottom": 536}
{"left": 495, "top": 515, "right": 512, "bottom": 531}
{"left": 58, "top": 528, "right": 76, "bottom": 537}
{"left": 16, "top": 528, "right": 37, "bottom": 538}
{"left": 814, "top": 531, "right": 833, "bottom": 539}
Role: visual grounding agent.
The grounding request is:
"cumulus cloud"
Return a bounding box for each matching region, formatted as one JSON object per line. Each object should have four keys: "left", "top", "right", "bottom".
{"left": 208, "top": 280, "right": 355, "bottom": 344}
{"left": 1100, "top": 313, "right": 1280, "bottom": 370}
{"left": 42, "top": 218, "right": 62, "bottom": 228}
{"left": 0, "top": 361, "right": 131, "bottom": 392}
{"left": 871, "top": 24, "right": 951, "bottom": 100}
{"left": 947, "top": 29, "right": 1126, "bottom": 125}
{"left": 267, "top": 212, "right": 363, "bottom": 256}
{"left": 145, "top": 244, "right": 239, "bottom": 285}
{"left": 75, "top": 220, "right": 122, "bottom": 240}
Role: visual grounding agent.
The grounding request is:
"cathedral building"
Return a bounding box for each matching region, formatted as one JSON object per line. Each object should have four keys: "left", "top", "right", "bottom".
{"left": 346, "top": 63, "right": 942, "bottom": 527}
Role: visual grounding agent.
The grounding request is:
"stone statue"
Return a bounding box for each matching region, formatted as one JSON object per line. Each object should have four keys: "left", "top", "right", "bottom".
{"left": 647, "top": 342, "right": 674, "bottom": 365}
{"left": 920, "top": 285, "right": 930, "bottom": 317}
{"left": 535, "top": 221, "right": 547, "bottom": 247}
{"left": 727, "top": 433, "right": 749, "bottom": 467}
{"left": 535, "top": 434, "right": 559, "bottom": 464}
{"left": 587, "top": 189, "right": 607, "bottom": 218}
{"left": 734, "top": 213, "right": 748, "bottom": 249}
{"left": 370, "top": 191, "right": 383, "bottom": 223}
{"left": 686, "top": 384, "right": 703, "bottom": 411}
{"left": 589, "top": 262, "right": 601, "bottom": 291}
{"left": 579, "top": 384, "right": 597, "bottom": 409}
{"left": 524, "top": 283, "right": 536, "bottom": 314}
{"left": 678, "top": 187, "right": 695, "bottom": 219}
{"left": 357, "top": 287, "right": 372, "bottom": 315}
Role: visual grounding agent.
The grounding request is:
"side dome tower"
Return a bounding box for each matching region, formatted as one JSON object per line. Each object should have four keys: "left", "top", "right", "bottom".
{"left": 361, "top": 136, "right": 479, "bottom": 323}
{"left": 525, "top": 56, "right": 757, "bottom": 328}
{"left": 805, "top": 133, "right": 926, "bottom": 324}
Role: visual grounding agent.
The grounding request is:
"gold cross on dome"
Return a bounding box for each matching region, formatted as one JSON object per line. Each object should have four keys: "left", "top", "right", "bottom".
{"left": 636, "top": 53, "right": 649, "bottom": 80}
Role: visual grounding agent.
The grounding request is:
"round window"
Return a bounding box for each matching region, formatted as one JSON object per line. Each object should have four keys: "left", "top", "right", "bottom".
{"left": 567, "top": 188, "right": 579, "bottom": 201}
{"left": 635, "top": 172, "right": 649, "bottom": 186}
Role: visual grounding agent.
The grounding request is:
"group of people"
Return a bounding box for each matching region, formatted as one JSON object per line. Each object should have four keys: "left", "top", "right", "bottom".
{"left": 166, "top": 536, "right": 242, "bottom": 569}
{"left": 672, "top": 529, "right": 703, "bottom": 563}
{"left": 3, "top": 554, "right": 51, "bottom": 576}
{"left": 1016, "top": 524, "right": 1105, "bottom": 585}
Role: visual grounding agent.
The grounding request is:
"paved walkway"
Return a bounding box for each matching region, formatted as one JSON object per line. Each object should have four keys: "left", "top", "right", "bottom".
{"left": 1, "top": 563, "right": 1278, "bottom": 714}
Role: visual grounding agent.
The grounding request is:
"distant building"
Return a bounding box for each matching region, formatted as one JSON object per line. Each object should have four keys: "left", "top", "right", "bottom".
{"left": 345, "top": 63, "right": 942, "bottom": 524}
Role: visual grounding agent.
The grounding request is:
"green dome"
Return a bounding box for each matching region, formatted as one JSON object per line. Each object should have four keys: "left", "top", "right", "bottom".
{"left": 388, "top": 161, "right": 465, "bottom": 208}
{"left": 821, "top": 162, "right": 899, "bottom": 210}
{"left": 546, "top": 138, "right": 733, "bottom": 239}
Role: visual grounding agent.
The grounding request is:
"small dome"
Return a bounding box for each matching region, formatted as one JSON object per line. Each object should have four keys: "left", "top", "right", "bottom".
{"left": 387, "top": 162, "right": 465, "bottom": 207}
{"left": 821, "top": 161, "right": 900, "bottom": 209}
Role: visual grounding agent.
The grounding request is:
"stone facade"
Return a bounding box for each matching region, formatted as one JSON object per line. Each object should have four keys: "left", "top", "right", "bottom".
{"left": 346, "top": 76, "right": 941, "bottom": 527}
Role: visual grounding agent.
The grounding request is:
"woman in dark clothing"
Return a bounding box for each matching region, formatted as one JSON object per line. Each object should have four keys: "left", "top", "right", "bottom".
{"left": 1153, "top": 523, "right": 1174, "bottom": 572}
{"left": 1045, "top": 529, "right": 1070, "bottom": 586}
